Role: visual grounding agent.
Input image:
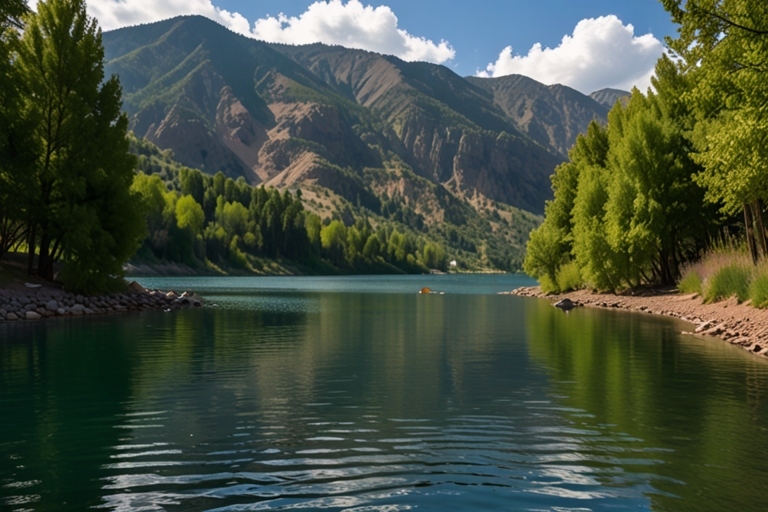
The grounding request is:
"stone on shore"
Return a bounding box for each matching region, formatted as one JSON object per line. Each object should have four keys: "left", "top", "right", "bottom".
{"left": 25, "top": 311, "right": 41, "bottom": 320}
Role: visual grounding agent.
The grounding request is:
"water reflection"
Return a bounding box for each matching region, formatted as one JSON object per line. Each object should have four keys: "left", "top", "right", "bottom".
{"left": 1, "top": 283, "right": 768, "bottom": 511}
{"left": 524, "top": 298, "right": 768, "bottom": 511}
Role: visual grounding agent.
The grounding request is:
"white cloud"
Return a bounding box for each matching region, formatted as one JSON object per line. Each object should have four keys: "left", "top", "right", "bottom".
{"left": 479, "top": 15, "right": 664, "bottom": 94}
{"left": 29, "top": 0, "right": 454, "bottom": 65}
{"left": 251, "top": 0, "right": 454, "bottom": 63}
{"left": 29, "top": 0, "right": 253, "bottom": 35}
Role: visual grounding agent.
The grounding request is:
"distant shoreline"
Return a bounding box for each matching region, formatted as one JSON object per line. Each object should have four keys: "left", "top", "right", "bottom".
{"left": 505, "top": 286, "right": 768, "bottom": 359}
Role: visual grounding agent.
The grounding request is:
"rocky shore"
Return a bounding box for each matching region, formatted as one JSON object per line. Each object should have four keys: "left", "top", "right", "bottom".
{"left": 0, "top": 281, "right": 202, "bottom": 322}
{"left": 506, "top": 286, "right": 768, "bottom": 359}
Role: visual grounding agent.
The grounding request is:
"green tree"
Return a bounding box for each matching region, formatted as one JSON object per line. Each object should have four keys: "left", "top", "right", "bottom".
{"left": 1, "top": 0, "right": 28, "bottom": 29}
{"left": 662, "top": 0, "right": 768, "bottom": 260}
{"left": 524, "top": 121, "right": 608, "bottom": 285}
{"left": 14, "top": 0, "right": 144, "bottom": 291}
{"left": 0, "top": 0, "right": 34, "bottom": 256}
{"left": 175, "top": 195, "right": 205, "bottom": 235}
{"left": 321, "top": 220, "right": 348, "bottom": 266}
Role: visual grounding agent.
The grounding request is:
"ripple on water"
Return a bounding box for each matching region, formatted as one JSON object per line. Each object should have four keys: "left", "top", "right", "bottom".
{"left": 89, "top": 407, "right": 670, "bottom": 511}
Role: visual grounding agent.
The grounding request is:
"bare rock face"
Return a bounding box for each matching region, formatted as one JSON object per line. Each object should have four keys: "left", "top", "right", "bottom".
{"left": 216, "top": 86, "right": 270, "bottom": 174}
{"left": 105, "top": 15, "right": 585, "bottom": 218}
{"left": 145, "top": 104, "right": 256, "bottom": 181}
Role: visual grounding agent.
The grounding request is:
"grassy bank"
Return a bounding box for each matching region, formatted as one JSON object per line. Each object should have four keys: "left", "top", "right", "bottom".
{"left": 678, "top": 242, "right": 768, "bottom": 308}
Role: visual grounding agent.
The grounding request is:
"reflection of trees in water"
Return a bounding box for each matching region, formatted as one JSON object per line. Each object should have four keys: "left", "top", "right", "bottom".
{"left": 523, "top": 299, "right": 768, "bottom": 511}
{"left": 0, "top": 319, "right": 140, "bottom": 509}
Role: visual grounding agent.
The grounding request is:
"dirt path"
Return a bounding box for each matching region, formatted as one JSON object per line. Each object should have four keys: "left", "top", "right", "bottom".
{"left": 505, "top": 286, "right": 768, "bottom": 358}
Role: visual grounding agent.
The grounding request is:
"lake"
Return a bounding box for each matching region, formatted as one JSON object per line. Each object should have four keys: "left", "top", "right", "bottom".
{"left": 2, "top": 274, "right": 768, "bottom": 511}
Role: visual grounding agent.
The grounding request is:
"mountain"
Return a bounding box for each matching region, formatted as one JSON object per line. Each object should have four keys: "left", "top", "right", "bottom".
{"left": 465, "top": 75, "right": 609, "bottom": 158}
{"left": 589, "top": 88, "right": 631, "bottom": 109}
{"left": 101, "top": 15, "right": 614, "bottom": 269}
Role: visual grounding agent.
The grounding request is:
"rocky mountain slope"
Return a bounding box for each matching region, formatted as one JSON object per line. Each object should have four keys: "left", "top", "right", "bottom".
{"left": 102, "top": 15, "right": 615, "bottom": 268}
{"left": 589, "top": 88, "right": 631, "bottom": 109}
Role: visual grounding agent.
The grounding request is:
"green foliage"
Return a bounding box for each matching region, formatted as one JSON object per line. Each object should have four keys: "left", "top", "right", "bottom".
{"left": 130, "top": 139, "right": 445, "bottom": 275}
{"left": 175, "top": 195, "right": 204, "bottom": 234}
{"left": 538, "top": 275, "right": 559, "bottom": 295}
{"left": 1, "top": 0, "right": 145, "bottom": 293}
{"left": 749, "top": 273, "right": 768, "bottom": 309}
{"left": 663, "top": 0, "right": 768, "bottom": 215}
{"left": 526, "top": 56, "right": 717, "bottom": 292}
{"left": 556, "top": 261, "right": 583, "bottom": 293}
{"left": 677, "top": 270, "right": 703, "bottom": 295}
{"left": 704, "top": 264, "right": 752, "bottom": 304}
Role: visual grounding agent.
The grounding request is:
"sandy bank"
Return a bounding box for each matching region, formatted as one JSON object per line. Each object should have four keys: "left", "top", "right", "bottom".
{"left": 505, "top": 286, "right": 768, "bottom": 359}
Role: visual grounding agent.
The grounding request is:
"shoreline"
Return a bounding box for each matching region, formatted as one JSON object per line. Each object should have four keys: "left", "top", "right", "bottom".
{"left": 505, "top": 286, "right": 768, "bottom": 359}
{"left": 0, "top": 280, "right": 202, "bottom": 323}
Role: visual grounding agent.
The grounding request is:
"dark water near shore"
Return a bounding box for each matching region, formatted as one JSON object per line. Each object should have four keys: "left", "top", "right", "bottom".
{"left": 2, "top": 275, "right": 768, "bottom": 511}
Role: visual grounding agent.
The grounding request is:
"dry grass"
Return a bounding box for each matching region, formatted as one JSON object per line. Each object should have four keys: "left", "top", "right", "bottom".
{"left": 677, "top": 239, "right": 768, "bottom": 307}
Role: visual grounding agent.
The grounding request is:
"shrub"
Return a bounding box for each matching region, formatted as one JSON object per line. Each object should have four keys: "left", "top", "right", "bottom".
{"left": 677, "top": 268, "right": 703, "bottom": 295}
{"left": 704, "top": 264, "right": 751, "bottom": 303}
{"left": 556, "top": 261, "right": 582, "bottom": 292}
{"left": 749, "top": 268, "right": 768, "bottom": 308}
{"left": 539, "top": 274, "right": 559, "bottom": 294}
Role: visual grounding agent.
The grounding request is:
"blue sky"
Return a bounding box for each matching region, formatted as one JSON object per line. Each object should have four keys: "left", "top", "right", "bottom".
{"left": 213, "top": 0, "right": 677, "bottom": 78}
{"left": 33, "top": 0, "right": 678, "bottom": 94}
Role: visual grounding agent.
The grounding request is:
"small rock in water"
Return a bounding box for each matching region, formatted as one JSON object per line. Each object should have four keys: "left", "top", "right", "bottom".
{"left": 554, "top": 298, "right": 577, "bottom": 312}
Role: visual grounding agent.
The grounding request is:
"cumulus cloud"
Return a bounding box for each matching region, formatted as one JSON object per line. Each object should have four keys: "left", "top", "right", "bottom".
{"left": 28, "top": 0, "right": 253, "bottom": 35}
{"left": 479, "top": 15, "right": 664, "bottom": 94}
{"left": 29, "top": 0, "right": 454, "bottom": 64}
{"left": 251, "top": 0, "right": 454, "bottom": 63}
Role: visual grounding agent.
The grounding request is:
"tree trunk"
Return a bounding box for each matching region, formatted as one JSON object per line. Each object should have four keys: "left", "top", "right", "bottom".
{"left": 27, "top": 223, "right": 36, "bottom": 276}
{"left": 37, "top": 232, "right": 54, "bottom": 282}
{"left": 745, "top": 203, "right": 759, "bottom": 264}
{"left": 753, "top": 199, "right": 768, "bottom": 258}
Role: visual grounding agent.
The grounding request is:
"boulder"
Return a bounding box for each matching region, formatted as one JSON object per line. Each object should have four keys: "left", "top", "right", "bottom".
{"left": 128, "top": 281, "right": 146, "bottom": 293}
{"left": 25, "top": 311, "right": 42, "bottom": 320}
{"left": 695, "top": 321, "right": 713, "bottom": 333}
{"left": 6, "top": 313, "right": 19, "bottom": 321}
{"left": 57, "top": 308, "right": 67, "bottom": 316}
{"left": 46, "top": 300, "right": 58, "bottom": 311}
{"left": 554, "top": 298, "right": 578, "bottom": 312}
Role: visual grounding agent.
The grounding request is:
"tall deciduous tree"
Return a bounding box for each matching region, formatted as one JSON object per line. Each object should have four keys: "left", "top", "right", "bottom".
{"left": 15, "top": 0, "right": 144, "bottom": 291}
{"left": 662, "top": 0, "right": 768, "bottom": 260}
{"left": 0, "top": 0, "right": 34, "bottom": 256}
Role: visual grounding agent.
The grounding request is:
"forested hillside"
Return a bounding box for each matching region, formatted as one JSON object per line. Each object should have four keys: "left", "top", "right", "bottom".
{"left": 130, "top": 135, "right": 540, "bottom": 274}
{"left": 99, "top": 15, "right": 615, "bottom": 271}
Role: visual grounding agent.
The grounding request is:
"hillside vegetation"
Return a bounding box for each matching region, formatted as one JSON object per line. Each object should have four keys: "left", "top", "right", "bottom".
{"left": 100, "top": 15, "right": 618, "bottom": 270}
{"left": 525, "top": 0, "right": 768, "bottom": 305}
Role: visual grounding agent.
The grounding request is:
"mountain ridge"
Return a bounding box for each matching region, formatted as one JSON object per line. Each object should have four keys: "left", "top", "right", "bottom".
{"left": 101, "top": 15, "right": 615, "bottom": 268}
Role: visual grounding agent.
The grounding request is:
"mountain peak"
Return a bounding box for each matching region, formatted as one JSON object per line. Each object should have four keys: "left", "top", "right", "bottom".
{"left": 589, "top": 88, "right": 631, "bottom": 108}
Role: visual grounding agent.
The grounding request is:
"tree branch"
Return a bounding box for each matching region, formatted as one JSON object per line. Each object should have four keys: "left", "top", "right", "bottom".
{"left": 694, "top": 6, "right": 768, "bottom": 35}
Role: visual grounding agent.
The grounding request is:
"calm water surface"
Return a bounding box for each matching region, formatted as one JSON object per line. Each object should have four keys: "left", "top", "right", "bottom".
{"left": 2, "top": 274, "right": 768, "bottom": 511}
